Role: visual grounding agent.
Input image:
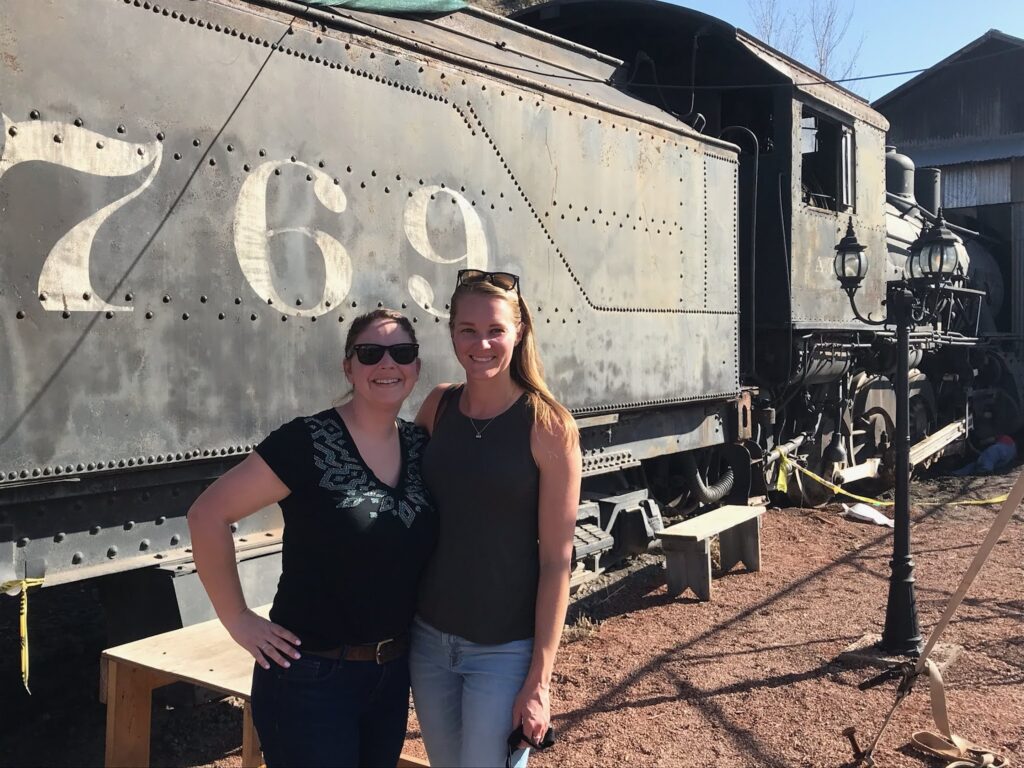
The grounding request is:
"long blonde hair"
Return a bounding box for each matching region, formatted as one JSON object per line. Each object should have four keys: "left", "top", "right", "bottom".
{"left": 449, "top": 281, "right": 578, "bottom": 446}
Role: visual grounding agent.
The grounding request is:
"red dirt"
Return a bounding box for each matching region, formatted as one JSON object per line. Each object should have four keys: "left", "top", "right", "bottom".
{"left": 515, "top": 472, "right": 1024, "bottom": 768}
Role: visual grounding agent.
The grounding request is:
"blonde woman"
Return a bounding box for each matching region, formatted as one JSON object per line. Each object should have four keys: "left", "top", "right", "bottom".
{"left": 411, "top": 270, "right": 582, "bottom": 767}
{"left": 188, "top": 309, "right": 436, "bottom": 767}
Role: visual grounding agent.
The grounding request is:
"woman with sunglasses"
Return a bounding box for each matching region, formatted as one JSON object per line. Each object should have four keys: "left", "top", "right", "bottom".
{"left": 411, "top": 270, "right": 582, "bottom": 767}
{"left": 188, "top": 309, "right": 436, "bottom": 767}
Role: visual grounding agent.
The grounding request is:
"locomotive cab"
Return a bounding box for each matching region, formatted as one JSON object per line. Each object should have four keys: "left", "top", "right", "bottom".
{"left": 518, "top": 0, "right": 977, "bottom": 500}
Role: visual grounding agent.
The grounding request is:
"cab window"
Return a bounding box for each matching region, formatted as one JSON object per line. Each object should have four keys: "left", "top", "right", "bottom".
{"left": 801, "top": 105, "right": 854, "bottom": 212}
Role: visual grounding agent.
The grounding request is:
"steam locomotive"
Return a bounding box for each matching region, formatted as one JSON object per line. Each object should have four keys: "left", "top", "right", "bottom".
{"left": 1, "top": 0, "right": 1008, "bottom": 640}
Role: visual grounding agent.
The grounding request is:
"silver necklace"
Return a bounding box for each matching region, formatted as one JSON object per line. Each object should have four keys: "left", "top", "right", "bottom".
{"left": 468, "top": 415, "right": 497, "bottom": 439}
{"left": 465, "top": 390, "right": 521, "bottom": 438}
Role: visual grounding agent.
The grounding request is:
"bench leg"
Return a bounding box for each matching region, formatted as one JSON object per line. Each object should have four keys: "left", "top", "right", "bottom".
{"left": 665, "top": 538, "right": 712, "bottom": 601}
{"left": 242, "top": 702, "right": 261, "bottom": 768}
{"left": 719, "top": 517, "right": 761, "bottom": 574}
{"left": 104, "top": 661, "right": 157, "bottom": 768}
{"left": 398, "top": 753, "right": 431, "bottom": 767}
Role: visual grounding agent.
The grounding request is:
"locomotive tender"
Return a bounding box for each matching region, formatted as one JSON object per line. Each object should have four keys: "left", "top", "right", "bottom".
{"left": 0, "top": 0, "right": 993, "bottom": 638}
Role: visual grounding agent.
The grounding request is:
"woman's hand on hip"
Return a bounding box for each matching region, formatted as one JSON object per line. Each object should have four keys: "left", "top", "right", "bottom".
{"left": 223, "top": 608, "right": 302, "bottom": 670}
{"left": 512, "top": 680, "right": 550, "bottom": 747}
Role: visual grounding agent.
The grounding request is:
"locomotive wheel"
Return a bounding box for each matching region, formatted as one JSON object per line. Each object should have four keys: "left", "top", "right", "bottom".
{"left": 909, "top": 395, "right": 931, "bottom": 444}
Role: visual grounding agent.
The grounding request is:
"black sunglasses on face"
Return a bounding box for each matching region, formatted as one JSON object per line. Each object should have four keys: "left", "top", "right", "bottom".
{"left": 457, "top": 269, "right": 520, "bottom": 293}
{"left": 346, "top": 343, "right": 419, "bottom": 366}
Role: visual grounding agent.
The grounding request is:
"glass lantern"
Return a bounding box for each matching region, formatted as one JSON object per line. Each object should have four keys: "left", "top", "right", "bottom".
{"left": 907, "top": 210, "right": 962, "bottom": 282}
{"left": 834, "top": 217, "right": 867, "bottom": 291}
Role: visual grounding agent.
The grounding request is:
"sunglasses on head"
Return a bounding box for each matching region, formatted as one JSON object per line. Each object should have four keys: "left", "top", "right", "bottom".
{"left": 346, "top": 343, "right": 419, "bottom": 366}
{"left": 457, "top": 269, "right": 520, "bottom": 293}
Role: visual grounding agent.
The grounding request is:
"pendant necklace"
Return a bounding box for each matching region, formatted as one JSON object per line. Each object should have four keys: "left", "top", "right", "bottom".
{"left": 466, "top": 389, "right": 520, "bottom": 438}
{"left": 469, "top": 415, "right": 497, "bottom": 439}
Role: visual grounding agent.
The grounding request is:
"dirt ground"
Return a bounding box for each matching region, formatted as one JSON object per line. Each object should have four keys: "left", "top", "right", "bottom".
{"left": 2, "top": 471, "right": 1022, "bottom": 767}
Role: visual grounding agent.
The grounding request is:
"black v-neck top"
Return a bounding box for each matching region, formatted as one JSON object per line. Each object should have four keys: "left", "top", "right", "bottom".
{"left": 255, "top": 408, "right": 436, "bottom": 649}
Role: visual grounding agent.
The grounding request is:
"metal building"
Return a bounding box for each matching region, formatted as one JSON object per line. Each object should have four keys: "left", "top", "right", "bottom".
{"left": 874, "top": 30, "right": 1024, "bottom": 346}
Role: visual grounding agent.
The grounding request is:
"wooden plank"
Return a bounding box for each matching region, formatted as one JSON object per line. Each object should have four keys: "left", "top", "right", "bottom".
{"left": 241, "top": 702, "right": 261, "bottom": 768}
{"left": 665, "top": 538, "right": 712, "bottom": 600}
{"left": 103, "top": 604, "right": 428, "bottom": 768}
{"left": 718, "top": 517, "right": 761, "bottom": 573}
{"left": 661, "top": 505, "right": 765, "bottom": 542}
{"left": 104, "top": 660, "right": 169, "bottom": 768}
{"left": 102, "top": 606, "right": 270, "bottom": 698}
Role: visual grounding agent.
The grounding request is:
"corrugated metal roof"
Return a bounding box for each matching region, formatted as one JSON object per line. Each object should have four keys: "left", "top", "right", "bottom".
{"left": 900, "top": 135, "right": 1024, "bottom": 167}
{"left": 874, "top": 29, "right": 1024, "bottom": 109}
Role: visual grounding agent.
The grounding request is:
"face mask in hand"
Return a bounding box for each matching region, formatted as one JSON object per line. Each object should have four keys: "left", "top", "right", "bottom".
{"left": 506, "top": 724, "right": 555, "bottom": 767}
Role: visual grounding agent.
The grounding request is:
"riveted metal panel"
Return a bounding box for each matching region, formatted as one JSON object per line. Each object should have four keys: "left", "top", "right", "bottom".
{"left": 0, "top": 0, "right": 741, "bottom": 493}
{"left": 788, "top": 103, "right": 890, "bottom": 327}
{"left": 704, "top": 154, "right": 739, "bottom": 314}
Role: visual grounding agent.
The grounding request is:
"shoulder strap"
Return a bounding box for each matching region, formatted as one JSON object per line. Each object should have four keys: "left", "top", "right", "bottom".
{"left": 433, "top": 385, "right": 462, "bottom": 433}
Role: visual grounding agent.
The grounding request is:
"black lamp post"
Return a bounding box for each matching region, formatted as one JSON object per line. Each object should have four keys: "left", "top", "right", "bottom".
{"left": 834, "top": 212, "right": 965, "bottom": 656}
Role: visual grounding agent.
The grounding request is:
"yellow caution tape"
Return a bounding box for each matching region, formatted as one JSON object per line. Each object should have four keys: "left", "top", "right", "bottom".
{"left": 777, "top": 453, "right": 1009, "bottom": 508}
{"left": 779, "top": 453, "right": 894, "bottom": 506}
{"left": 1, "top": 578, "right": 45, "bottom": 694}
{"left": 775, "top": 458, "right": 788, "bottom": 493}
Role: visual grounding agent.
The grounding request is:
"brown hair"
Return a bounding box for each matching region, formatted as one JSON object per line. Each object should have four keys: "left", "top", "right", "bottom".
{"left": 449, "top": 281, "right": 578, "bottom": 446}
{"left": 337, "top": 309, "right": 417, "bottom": 404}
{"left": 344, "top": 308, "right": 418, "bottom": 357}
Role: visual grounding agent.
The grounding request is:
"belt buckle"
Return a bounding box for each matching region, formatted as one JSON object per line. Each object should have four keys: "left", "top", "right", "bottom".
{"left": 375, "top": 638, "right": 393, "bottom": 665}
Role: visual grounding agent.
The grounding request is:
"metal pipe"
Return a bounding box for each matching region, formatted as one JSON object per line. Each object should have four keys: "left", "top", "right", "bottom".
{"left": 678, "top": 25, "right": 712, "bottom": 122}
{"left": 886, "top": 192, "right": 986, "bottom": 240}
{"left": 763, "top": 433, "right": 806, "bottom": 469}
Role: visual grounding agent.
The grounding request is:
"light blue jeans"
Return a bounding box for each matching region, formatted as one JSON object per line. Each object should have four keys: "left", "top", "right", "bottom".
{"left": 410, "top": 616, "right": 533, "bottom": 768}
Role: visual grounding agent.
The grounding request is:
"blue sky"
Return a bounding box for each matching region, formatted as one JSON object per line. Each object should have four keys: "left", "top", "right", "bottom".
{"left": 672, "top": 0, "right": 1024, "bottom": 101}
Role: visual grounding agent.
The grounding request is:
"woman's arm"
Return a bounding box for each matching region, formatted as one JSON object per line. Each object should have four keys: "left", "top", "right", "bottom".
{"left": 414, "top": 383, "right": 453, "bottom": 435}
{"left": 513, "top": 421, "right": 582, "bottom": 744}
{"left": 187, "top": 453, "right": 302, "bottom": 669}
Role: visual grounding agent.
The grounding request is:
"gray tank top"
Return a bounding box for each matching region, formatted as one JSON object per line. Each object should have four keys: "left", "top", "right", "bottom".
{"left": 418, "top": 386, "right": 540, "bottom": 644}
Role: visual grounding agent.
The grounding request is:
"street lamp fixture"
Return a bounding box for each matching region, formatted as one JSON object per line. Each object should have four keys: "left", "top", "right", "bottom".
{"left": 906, "top": 210, "right": 962, "bottom": 283}
{"left": 834, "top": 217, "right": 869, "bottom": 292}
{"left": 834, "top": 217, "right": 884, "bottom": 326}
{"left": 834, "top": 213, "right": 969, "bottom": 657}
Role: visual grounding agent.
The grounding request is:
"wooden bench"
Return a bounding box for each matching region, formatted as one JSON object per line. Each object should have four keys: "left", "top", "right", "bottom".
{"left": 659, "top": 504, "right": 765, "bottom": 601}
{"left": 102, "top": 605, "right": 428, "bottom": 768}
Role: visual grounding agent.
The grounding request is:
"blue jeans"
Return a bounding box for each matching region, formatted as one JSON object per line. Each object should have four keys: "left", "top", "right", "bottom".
{"left": 250, "top": 652, "right": 410, "bottom": 768}
{"left": 409, "top": 616, "right": 533, "bottom": 768}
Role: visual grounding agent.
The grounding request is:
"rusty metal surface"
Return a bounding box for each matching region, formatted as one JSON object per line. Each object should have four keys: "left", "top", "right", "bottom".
{"left": 512, "top": 0, "right": 894, "bottom": 343}
{"left": 788, "top": 109, "right": 891, "bottom": 329}
{"left": 0, "top": 0, "right": 740, "bottom": 490}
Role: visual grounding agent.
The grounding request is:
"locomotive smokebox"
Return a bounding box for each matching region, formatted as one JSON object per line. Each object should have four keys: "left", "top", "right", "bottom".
{"left": 915, "top": 167, "right": 942, "bottom": 216}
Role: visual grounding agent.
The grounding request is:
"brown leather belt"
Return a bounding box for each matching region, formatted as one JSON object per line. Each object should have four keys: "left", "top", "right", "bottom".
{"left": 310, "top": 633, "right": 409, "bottom": 664}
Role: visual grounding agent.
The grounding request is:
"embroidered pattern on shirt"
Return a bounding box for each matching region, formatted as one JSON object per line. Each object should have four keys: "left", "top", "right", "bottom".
{"left": 305, "top": 413, "right": 429, "bottom": 529}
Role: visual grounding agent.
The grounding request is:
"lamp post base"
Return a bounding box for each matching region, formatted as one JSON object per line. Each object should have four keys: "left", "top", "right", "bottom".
{"left": 878, "top": 553, "right": 922, "bottom": 656}
{"left": 837, "top": 633, "right": 961, "bottom": 671}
